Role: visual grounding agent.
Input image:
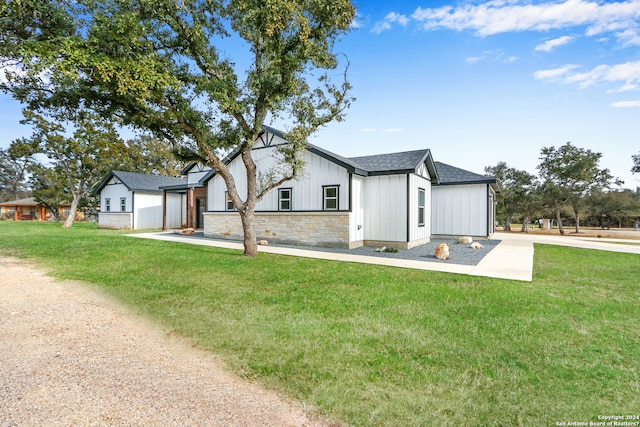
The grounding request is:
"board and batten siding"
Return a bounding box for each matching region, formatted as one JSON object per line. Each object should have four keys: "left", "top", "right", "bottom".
{"left": 165, "top": 193, "right": 183, "bottom": 229}
{"left": 100, "top": 178, "right": 131, "bottom": 212}
{"left": 408, "top": 172, "right": 431, "bottom": 244}
{"left": 431, "top": 184, "right": 489, "bottom": 237}
{"left": 98, "top": 178, "right": 133, "bottom": 229}
{"left": 362, "top": 174, "right": 407, "bottom": 244}
{"left": 132, "top": 192, "right": 164, "bottom": 229}
{"left": 349, "top": 175, "right": 365, "bottom": 244}
{"left": 187, "top": 168, "right": 211, "bottom": 185}
{"left": 207, "top": 145, "right": 350, "bottom": 212}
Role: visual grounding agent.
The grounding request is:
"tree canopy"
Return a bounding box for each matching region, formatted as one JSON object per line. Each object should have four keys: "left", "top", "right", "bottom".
{"left": 1, "top": 0, "right": 355, "bottom": 255}
{"left": 0, "top": 148, "right": 31, "bottom": 203}
{"left": 537, "top": 142, "right": 616, "bottom": 234}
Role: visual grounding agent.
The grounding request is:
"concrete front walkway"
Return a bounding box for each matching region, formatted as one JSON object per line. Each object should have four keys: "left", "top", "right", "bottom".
{"left": 129, "top": 231, "right": 640, "bottom": 282}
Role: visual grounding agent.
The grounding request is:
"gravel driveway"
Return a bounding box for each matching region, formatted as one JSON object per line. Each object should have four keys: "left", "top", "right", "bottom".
{"left": 0, "top": 256, "right": 335, "bottom": 427}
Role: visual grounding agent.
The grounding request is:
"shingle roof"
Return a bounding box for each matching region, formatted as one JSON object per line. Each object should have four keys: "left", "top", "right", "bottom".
{"left": 0, "top": 197, "right": 40, "bottom": 206}
{"left": 349, "top": 149, "right": 432, "bottom": 174}
{"left": 434, "top": 161, "right": 499, "bottom": 189}
{"left": 94, "top": 171, "right": 186, "bottom": 194}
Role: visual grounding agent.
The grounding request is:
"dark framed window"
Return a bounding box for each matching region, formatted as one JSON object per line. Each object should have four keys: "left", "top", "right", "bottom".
{"left": 418, "top": 187, "right": 425, "bottom": 226}
{"left": 105, "top": 198, "right": 111, "bottom": 212}
{"left": 225, "top": 192, "right": 235, "bottom": 211}
{"left": 323, "top": 185, "right": 339, "bottom": 211}
{"left": 279, "top": 188, "right": 292, "bottom": 211}
{"left": 120, "top": 197, "right": 126, "bottom": 212}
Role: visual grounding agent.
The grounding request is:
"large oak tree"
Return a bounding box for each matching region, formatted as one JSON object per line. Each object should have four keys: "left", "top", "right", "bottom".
{"left": 1, "top": 0, "right": 355, "bottom": 255}
{"left": 537, "top": 142, "right": 616, "bottom": 234}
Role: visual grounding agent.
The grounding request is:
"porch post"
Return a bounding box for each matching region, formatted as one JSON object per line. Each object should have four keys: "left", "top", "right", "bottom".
{"left": 187, "top": 188, "right": 194, "bottom": 229}
{"left": 162, "top": 191, "right": 167, "bottom": 230}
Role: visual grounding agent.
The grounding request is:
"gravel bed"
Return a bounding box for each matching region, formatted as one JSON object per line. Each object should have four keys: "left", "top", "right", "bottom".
{"left": 273, "top": 238, "right": 501, "bottom": 266}
{"left": 171, "top": 233, "right": 500, "bottom": 266}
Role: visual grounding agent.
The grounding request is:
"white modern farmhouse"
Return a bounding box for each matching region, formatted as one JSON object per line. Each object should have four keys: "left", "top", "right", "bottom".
{"left": 95, "top": 126, "right": 499, "bottom": 249}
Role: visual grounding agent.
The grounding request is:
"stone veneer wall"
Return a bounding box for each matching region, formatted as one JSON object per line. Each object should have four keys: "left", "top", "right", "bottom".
{"left": 98, "top": 213, "right": 133, "bottom": 230}
{"left": 204, "top": 212, "right": 351, "bottom": 248}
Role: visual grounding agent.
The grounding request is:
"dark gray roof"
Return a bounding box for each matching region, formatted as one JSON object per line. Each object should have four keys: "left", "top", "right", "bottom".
{"left": 94, "top": 171, "right": 186, "bottom": 194}
{"left": 349, "top": 149, "right": 434, "bottom": 175}
{"left": 307, "top": 143, "right": 368, "bottom": 175}
{"left": 434, "top": 161, "right": 499, "bottom": 190}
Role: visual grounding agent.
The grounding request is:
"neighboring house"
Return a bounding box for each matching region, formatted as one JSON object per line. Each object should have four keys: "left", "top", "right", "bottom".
{"left": 198, "top": 126, "right": 499, "bottom": 249}
{"left": 432, "top": 162, "right": 500, "bottom": 238}
{"left": 0, "top": 197, "right": 71, "bottom": 221}
{"left": 94, "top": 171, "right": 185, "bottom": 230}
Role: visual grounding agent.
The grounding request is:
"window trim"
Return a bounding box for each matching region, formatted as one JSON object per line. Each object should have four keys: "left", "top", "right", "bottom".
{"left": 225, "top": 191, "right": 235, "bottom": 211}
{"left": 323, "top": 185, "right": 339, "bottom": 211}
{"left": 105, "top": 198, "right": 111, "bottom": 212}
{"left": 418, "top": 187, "right": 425, "bottom": 227}
{"left": 120, "top": 197, "right": 126, "bottom": 212}
{"left": 278, "top": 187, "right": 292, "bottom": 211}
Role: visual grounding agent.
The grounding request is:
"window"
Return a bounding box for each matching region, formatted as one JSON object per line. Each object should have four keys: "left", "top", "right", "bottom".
{"left": 225, "top": 192, "right": 235, "bottom": 211}
{"left": 323, "top": 185, "right": 339, "bottom": 211}
{"left": 120, "top": 197, "right": 126, "bottom": 212}
{"left": 105, "top": 198, "right": 110, "bottom": 212}
{"left": 418, "top": 188, "right": 425, "bottom": 226}
{"left": 279, "top": 188, "right": 292, "bottom": 211}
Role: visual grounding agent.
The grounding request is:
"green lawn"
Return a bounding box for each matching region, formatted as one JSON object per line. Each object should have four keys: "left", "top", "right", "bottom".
{"left": 1, "top": 221, "right": 638, "bottom": 426}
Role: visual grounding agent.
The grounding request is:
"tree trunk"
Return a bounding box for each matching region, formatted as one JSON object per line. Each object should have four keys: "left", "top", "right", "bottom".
{"left": 574, "top": 213, "right": 580, "bottom": 233}
{"left": 63, "top": 194, "right": 80, "bottom": 228}
{"left": 239, "top": 207, "right": 258, "bottom": 256}
{"left": 556, "top": 208, "right": 565, "bottom": 235}
{"left": 505, "top": 216, "right": 512, "bottom": 232}
{"left": 520, "top": 216, "right": 529, "bottom": 233}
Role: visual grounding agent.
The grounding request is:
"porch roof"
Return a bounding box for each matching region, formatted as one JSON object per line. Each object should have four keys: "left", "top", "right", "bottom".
{"left": 433, "top": 161, "right": 500, "bottom": 191}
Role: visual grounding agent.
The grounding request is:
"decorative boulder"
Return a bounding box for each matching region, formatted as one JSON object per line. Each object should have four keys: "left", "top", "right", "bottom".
{"left": 180, "top": 228, "right": 195, "bottom": 235}
{"left": 258, "top": 240, "right": 269, "bottom": 245}
{"left": 435, "top": 243, "right": 450, "bottom": 260}
{"left": 470, "top": 242, "right": 484, "bottom": 249}
{"left": 458, "top": 236, "right": 473, "bottom": 244}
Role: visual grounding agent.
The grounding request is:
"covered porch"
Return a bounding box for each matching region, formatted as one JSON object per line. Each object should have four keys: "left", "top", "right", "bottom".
{"left": 161, "top": 184, "right": 207, "bottom": 231}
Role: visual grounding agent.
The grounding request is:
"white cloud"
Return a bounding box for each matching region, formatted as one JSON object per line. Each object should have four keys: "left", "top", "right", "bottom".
{"left": 533, "top": 64, "right": 580, "bottom": 80}
{"left": 607, "top": 82, "right": 639, "bottom": 92}
{"left": 384, "top": 128, "right": 404, "bottom": 133}
{"left": 535, "top": 35, "right": 575, "bottom": 51}
{"left": 535, "top": 60, "right": 640, "bottom": 90}
{"left": 350, "top": 14, "right": 363, "bottom": 30}
{"left": 372, "top": 12, "right": 409, "bottom": 34}
{"left": 616, "top": 28, "right": 640, "bottom": 46}
{"left": 412, "top": 0, "right": 640, "bottom": 38}
{"left": 504, "top": 56, "right": 519, "bottom": 63}
{"left": 466, "top": 56, "right": 484, "bottom": 64}
{"left": 611, "top": 100, "right": 640, "bottom": 107}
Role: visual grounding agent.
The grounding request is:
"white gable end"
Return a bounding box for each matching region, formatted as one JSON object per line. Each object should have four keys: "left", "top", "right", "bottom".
{"left": 207, "top": 144, "right": 350, "bottom": 212}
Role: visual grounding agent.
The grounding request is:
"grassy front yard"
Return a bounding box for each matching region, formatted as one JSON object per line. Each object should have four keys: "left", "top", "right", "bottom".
{"left": 1, "top": 221, "right": 638, "bottom": 426}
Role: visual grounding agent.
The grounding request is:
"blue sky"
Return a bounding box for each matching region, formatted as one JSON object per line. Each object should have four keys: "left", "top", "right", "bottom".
{"left": 2, "top": 0, "right": 640, "bottom": 189}
{"left": 311, "top": 0, "right": 640, "bottom": 190}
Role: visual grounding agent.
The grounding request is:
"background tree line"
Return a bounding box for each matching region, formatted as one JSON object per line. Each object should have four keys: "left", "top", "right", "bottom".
{"left": 486, "top": 142, "right": 640, "bottom": 234}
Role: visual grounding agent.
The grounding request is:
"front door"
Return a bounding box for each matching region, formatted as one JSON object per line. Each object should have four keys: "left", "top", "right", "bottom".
{"left": 196, "top": 198, "right": 205, "bottom": 229}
